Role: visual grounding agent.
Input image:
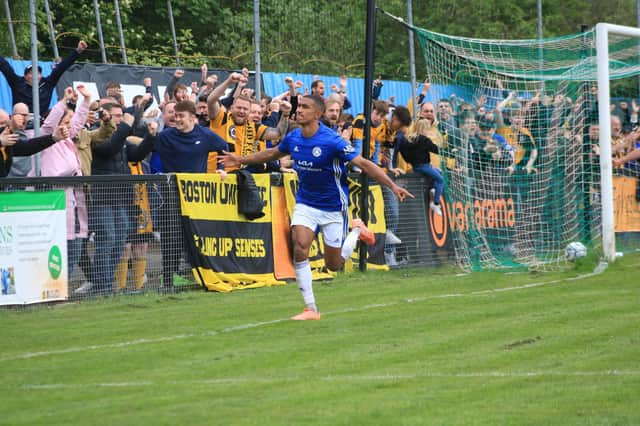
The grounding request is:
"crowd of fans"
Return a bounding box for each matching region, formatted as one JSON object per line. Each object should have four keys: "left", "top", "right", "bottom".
{"left": 2, "top": 43, "right": 640, "bottom": 288}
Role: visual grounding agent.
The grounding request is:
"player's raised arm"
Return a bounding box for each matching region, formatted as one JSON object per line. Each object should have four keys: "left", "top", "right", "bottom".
{"left": 613, "top": 146, "right": 640, "bottom": 167}
{"left": 218, "top": 146, "right": 286, "bottom": 169}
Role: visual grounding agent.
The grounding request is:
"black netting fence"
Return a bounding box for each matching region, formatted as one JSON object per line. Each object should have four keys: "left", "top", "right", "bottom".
{"left": 1, "top": 173, "right": 447, "bottom": 304}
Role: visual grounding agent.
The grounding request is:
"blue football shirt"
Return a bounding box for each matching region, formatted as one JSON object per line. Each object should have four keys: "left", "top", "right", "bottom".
{"left": 278, "top": 122, "right": 358, "bottom": 212}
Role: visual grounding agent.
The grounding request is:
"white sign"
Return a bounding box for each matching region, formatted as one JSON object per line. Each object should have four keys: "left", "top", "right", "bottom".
{"left": 0, "top": 191, "right": 68, "bottom": 305}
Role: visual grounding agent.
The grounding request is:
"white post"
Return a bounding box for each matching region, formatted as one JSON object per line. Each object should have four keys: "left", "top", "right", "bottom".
{"left": 4, "top": 0, "right": 19, "bottom": 58}
{"left": 43, "top": 0, "right": 59, "bottom": 59}
{"left": 113, "top": 0, "right": 128, "bottom": 64}
{"left": 407, "top": 0, "right": 417, "bottom": 119}
{"left": 93, "top": 0, "right": 107, "bottom": 63}
{"left": 537, "top": 0, "right": 544, "bottom": 88}
{"left": 253, "top": 0, "right": 261, "bottom": 102}
{"left": 637, "top": 0, "right": 640, "bottom": 96}
{"left": 596, "top": 23, "right": 616, "bottom": 262}
{"left": 595, "top": 23, "right": 640, "bottom": 261}
{"left": 167, "top": 0, "right": 180, "bottom": 65}
{"left": 29, "top": 0, "right": 39, "bottom": 136}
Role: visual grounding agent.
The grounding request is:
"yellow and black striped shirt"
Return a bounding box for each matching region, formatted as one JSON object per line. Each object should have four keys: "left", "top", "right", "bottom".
{"left": 208, "top": 109, "right": 268, "bottom": 172}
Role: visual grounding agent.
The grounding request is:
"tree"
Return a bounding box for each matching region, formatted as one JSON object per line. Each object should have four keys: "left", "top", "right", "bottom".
{"left": 0, "top": 0, "right": 638, "bottom": 87}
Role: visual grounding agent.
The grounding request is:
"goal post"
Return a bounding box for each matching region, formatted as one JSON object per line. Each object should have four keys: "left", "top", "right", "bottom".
{"left": 402, "top": 21, "right": 640, "bottom": 271}
{"left": 596, "top": 23, "right": 640, "bottom": 262}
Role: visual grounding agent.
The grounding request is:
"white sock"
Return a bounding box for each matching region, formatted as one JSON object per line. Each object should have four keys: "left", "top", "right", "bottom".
{"left": 341, "top": 228, "right": 361, "bottom": 260}
{"left": 295, "top": 259, "right": 316, "bottom": 311}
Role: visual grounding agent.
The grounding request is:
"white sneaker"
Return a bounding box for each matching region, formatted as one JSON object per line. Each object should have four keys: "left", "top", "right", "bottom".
{"left": 341, "top": 228, "right": 360, "bottom": 260}
{"left": 385, "top": 230, "right": 402, "bottom": 245}
{"left": 74, "top": 281, "right": 93, "bottom": 294}
{"left": 384, "top": 252, "right": 399, "bottom": 267}
{"left": 430, "top": 202, "right": 442, "bottom": 216}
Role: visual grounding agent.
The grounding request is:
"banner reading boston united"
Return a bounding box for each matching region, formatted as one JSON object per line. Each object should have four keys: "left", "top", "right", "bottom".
{"left": 176, "top": 173, "right": 284, "bottom": 292}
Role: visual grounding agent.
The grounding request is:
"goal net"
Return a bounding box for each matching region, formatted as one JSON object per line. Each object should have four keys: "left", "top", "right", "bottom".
{"left": 412, "top": 25, "right": 640, "bottom": 271}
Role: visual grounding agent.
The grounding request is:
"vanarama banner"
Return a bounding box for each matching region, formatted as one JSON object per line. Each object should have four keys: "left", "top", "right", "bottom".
{"left": 176, "top": 173, "right": 285, "bottom": 292}
{"left": 0, "top": 191, "right": 68, "bottom": 305}
{"left": 431, "top": 195, "right": 516, "bottom": 249}
{"left": 282, "top": 174, "right": 388, "bottom": 273}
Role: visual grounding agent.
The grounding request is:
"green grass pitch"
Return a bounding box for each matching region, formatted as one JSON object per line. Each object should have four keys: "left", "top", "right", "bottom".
{"left": 1, "top": 253, "right": 639, "bottom": 425}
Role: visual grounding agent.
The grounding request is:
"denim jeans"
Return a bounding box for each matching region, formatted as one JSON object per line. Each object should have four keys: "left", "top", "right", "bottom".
{"left": 78, "top": 238, "right": 94, "bottom": 283}
{"left": 91, "top": 204, "right": 131, "bottom": 293}
{"left": 158, "top": 180, "right": 184, "bottom": 288}
{"left": 414, "top": 163, "right": 444, "bottom": 202}
{"left": 381, "top": 185, "right": 399, "bottom": 255}
{"left": 67, "top": 238, "right": 81, "bottom": 276}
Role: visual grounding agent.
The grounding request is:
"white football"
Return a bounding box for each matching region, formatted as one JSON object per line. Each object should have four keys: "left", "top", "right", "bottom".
{"left": 565, "top": 241, "right": 587, "bottom": 261}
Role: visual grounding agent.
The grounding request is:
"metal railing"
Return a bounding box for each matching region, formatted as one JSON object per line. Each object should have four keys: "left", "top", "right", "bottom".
{"left": 1, "top": 173, "right": 446, "bottom": 301}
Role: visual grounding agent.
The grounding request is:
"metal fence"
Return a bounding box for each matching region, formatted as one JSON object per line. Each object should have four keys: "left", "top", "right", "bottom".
{"left": 1, "top": 174, "right": 191, "bottom": 298}
{"left": 383, "top": 174, "right": 455, "bottom": 268}
{"left": 0, "top": 173, "right": 444, "bottom": 301}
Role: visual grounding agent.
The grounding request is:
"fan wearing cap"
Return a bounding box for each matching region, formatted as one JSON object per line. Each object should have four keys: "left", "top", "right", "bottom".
{"left": 0, "top": 40, "right": 88, "bottom": 114}
{"left": 475, "top": 115, "right": 514, "bottom": 164}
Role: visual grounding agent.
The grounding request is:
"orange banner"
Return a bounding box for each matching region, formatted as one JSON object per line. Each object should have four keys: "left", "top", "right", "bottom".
{"left": 614, "top": 176, "right": 640, "bottom": 232}
{"left": 271, "top": 186, "right": 295, "bottom": 280}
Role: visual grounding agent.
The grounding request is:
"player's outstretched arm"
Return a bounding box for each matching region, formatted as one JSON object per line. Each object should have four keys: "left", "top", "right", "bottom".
{"left": 219, "top": 146, "right": 286, "bottom": 169}
{"left": 350, "top": 155, "right": 414, "bottom": 202}
{"left": 613, "top": 147, "right": 640, "bottom": 168}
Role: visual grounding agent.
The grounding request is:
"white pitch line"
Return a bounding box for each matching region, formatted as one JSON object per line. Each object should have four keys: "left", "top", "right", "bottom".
{"left": 1, "top": 269, "right": 605, "bottom": 363}
{"left": 23, "top": 381, "right": 154, "bottom": 390}
{"left": 327, "top": 370, "right": 640, "bottom": 380}
{"left": 221, "top": 318, "right": 288, "bottom": 333}
{"left": 406, "top": 269, "right": 604, "bottom": 303}
{"left": 5, "top": 334, "right": 201, "bottom": 361}
{"left": 16, "top": 370, "right": 640, "bottom": 390}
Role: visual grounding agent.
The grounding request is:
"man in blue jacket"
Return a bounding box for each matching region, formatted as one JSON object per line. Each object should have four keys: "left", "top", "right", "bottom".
{"left": 0, "top": 40, "right": 87, "bottom": 113}
{"left": 153, "top": 99, "right": 229, "bottom": 291}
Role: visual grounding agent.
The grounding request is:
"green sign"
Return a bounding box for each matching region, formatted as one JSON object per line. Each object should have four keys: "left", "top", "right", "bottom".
{"left": 0, "top": 191, "right": 66, "bottom": 213}
{"left": 48, "top": 245, "right": 63, "bottom": 280}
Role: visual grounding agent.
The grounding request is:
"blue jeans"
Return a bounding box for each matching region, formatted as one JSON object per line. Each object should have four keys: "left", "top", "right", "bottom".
{"left": 381, "top": 185, "right": 399, "bottom": 255}
{"left": 67, "top": 238, "right": 81, "bottom": 276}
{"left": 148, "top": 182, "right": 163, "bottom": 233}
{"left": 66, "top": 207, "right": 82, "bottom": 275}
{"left": 414, "top": 164, "right": 444, "bottom": 202}
{"left": 91, "top": 205, "right": 130, "bottom": 293}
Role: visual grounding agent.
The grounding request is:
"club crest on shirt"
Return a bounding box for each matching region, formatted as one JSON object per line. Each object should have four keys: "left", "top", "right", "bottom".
{"left": 229, "top": 125, "right": 236, "bottom": 140}
{"left": 312, "top": 147, "right": 322, "bottom": 157}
